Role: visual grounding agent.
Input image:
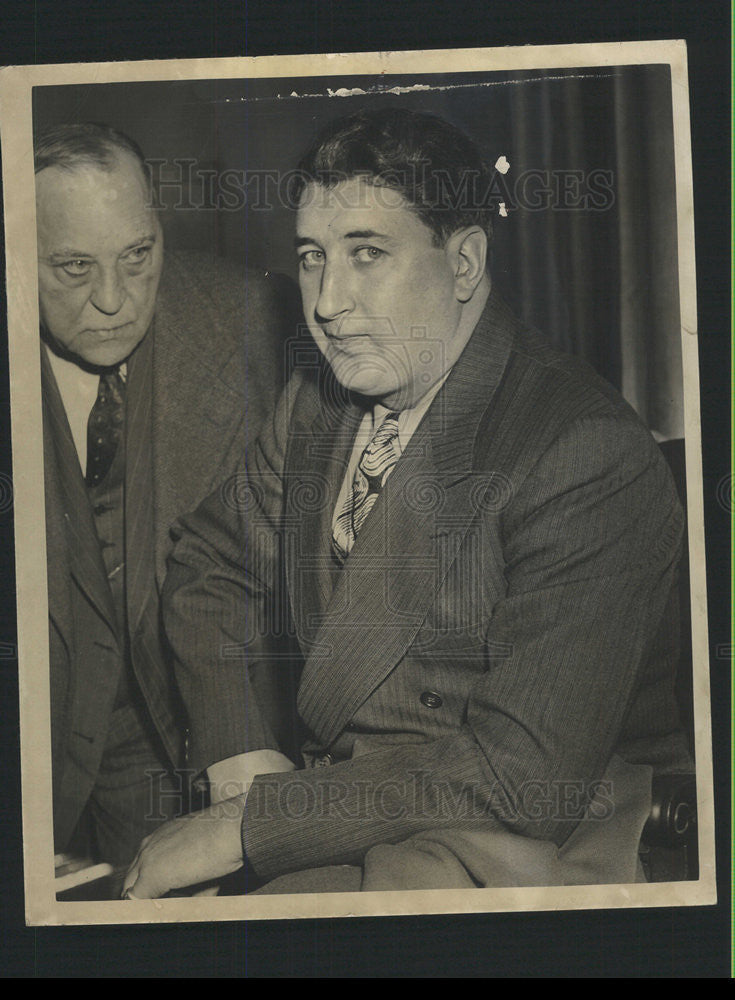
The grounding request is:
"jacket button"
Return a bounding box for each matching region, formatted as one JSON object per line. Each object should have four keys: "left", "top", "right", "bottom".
{"left": 315, "top": 753, "right": 333, "bottom": 767}
{"left": 420, "top": 690, "right": 443, "bottom": 709}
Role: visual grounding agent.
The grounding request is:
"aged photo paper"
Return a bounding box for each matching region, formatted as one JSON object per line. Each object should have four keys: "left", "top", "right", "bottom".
{"left": 0, "top": 41, "right": 716, "bottom": 926}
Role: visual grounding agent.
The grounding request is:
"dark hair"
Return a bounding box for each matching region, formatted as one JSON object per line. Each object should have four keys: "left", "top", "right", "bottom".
{"left": 34, "top": 122, "right": 147, "bottom": 178}
{"left": 293, "top": 107, "right": 494, "bottom": 246}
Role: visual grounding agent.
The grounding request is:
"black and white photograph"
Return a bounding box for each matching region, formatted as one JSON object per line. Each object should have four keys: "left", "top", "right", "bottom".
{"left": 0, "top": 39, "right": 720, "bottom": 937}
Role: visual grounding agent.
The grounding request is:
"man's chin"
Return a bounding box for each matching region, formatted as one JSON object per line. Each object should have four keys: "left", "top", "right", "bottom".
{"left": 331, "top": 366, "right": 419, "bottom": 408}
{"left": 328, "top": 355, "right": 396, "bottom": 398}
{"left": 52, "top": 327, "right": 147, "bottom": 370}
{"left": 81, "top": 345, "right": 136, "bottom": 368}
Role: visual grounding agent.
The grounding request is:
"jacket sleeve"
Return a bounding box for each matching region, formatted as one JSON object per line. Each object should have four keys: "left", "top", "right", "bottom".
{"left": 162, "top": 373, "right": 305, "bottom": 777}
{"left": 239, "top": 412, "right": 687, "bottom": 882}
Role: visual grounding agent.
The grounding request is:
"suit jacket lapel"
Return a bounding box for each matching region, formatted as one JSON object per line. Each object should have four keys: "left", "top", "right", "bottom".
{"left": 42, "top": 372, "right": 74, "bottom": 649}
{"left": 295, "top": 290, "right": 519, "bottom": 745}
{"left": 284, "top": 369, "right": 365, "bottom": 655}
{"left": 41, "top": 348, "right": 117, "bottom": 635}
{"left": 125, "top": 331, "right": 156, "bottom": 634}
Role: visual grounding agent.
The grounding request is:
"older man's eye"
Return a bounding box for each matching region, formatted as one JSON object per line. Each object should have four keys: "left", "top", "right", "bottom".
{"left": 123, "top": 245, "right": 152, "bottom": 266}
{"left": 59, "top": 259, "right": 92, "bottom": 277}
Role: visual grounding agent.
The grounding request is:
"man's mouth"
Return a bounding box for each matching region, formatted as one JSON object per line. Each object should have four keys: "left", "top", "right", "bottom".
{"left": 322, "top": 324, "right": 371, "bottom": 341}
{"left": 85, "top": 322, "right": 134, "bottom": 335}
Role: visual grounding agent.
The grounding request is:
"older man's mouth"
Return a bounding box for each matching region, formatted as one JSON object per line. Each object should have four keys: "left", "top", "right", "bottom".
{"left": 84, "top": 322, "right": 134, "bottom": 336}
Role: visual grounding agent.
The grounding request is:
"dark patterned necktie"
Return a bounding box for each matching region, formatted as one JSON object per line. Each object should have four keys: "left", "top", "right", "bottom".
{"left": 85, "top": 366, "right": 126, "bottom": 488}
{"left": 332, "top": 411, "right": 400, "bottom": 561}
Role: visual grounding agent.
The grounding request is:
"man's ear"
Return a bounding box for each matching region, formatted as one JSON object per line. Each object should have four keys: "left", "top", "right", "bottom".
{"left": 447, "top": 226, "right": 488, "bottom": 302}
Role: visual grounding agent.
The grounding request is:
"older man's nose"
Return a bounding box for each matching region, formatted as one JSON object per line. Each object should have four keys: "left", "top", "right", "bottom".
{"left": 90, "top": 266, "right": 125, "bottom": 315}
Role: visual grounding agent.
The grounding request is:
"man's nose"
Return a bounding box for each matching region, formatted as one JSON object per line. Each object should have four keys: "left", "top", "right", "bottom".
{"left": 90, "top": 264, "right": 126, "bottom": 315}
{"left": 314, "top": 261, "right": 354, "bottom": 321}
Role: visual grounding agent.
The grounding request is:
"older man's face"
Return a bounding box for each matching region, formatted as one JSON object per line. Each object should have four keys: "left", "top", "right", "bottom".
{"left": 36, "top": 150, "right": 163, "bottom": 369}
{"left": 296, "top": 177, "right": 467, "bottom": 409}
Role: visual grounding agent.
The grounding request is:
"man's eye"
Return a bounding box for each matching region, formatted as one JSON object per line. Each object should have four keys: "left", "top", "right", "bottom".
{"left": 299, "top": 249, "right": 324, "bottom": 271}
{"left": 58, "top": 259, "right": 91, "bottom": 277}
{"left": 123, "top": 245, "right": 152, "bottom": 266}
{"left": 353, "top": 246, "right": 384, "bottom": 264}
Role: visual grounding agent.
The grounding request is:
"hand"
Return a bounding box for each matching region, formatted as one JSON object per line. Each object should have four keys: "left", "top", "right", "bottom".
{"left": 122, "top": 795, "right": 247, "bottom": 899}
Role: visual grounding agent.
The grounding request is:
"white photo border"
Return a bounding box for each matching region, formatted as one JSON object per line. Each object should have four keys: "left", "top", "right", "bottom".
{"left": 0, "top": 40, "right": 715, "bottom": 926}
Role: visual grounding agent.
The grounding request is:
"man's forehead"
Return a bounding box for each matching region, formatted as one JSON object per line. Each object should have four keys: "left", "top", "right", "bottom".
{"left": 36, "top": 158, "right": 157, "bottom": 250}
{"left": 37, "top": 148, "right": 148, "bottom": 192}
{"left": 36, "top": 158, "right": 151, "bottom": 229}
{"left": 296, "top": 177, "right": 423, "bottom": 239}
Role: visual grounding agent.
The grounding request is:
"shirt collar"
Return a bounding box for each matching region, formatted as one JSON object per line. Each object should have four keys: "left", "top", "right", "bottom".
{"left": 371, "top": 370, "right": 451, "bottom": 453}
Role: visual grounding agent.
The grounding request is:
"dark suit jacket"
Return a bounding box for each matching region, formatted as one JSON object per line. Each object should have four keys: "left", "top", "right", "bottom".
{"left": 44, "top": 251, "right": 299, "bottom": 851}
{"left": 164, "top": 289, "right": 692, "bottom": 888}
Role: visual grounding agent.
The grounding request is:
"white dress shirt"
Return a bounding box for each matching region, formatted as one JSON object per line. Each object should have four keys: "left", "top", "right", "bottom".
{"left": 45, "top": 343, "right": 127, "bottom": 475}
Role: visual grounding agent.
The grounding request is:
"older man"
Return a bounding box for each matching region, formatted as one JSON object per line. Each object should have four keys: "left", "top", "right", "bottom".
{"left": 36, "top": 123, "right": 299, "bottom": 875}
{"left": 124, "top": 108, "right": 691, "bottom": 897}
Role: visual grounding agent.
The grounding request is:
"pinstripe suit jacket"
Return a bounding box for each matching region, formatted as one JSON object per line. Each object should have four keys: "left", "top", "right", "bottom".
{"left": 165, "top": 289, "right": 692, "bottom": 888}
{"left": 44, "top": 251, "right": 297, "bottom": 851}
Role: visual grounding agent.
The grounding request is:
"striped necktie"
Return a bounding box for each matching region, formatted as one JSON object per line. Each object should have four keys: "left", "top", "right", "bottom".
{"left": 332, "top": 411, "right": 400, "bottom": 561}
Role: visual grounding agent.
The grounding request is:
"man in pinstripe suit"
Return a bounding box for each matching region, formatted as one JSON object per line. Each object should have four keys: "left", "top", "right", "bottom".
{"left": 36, "top": 123, "right": 296, "bottom": 878}
{"left": 125, "top": 109, "right": 691, "bottom": 897}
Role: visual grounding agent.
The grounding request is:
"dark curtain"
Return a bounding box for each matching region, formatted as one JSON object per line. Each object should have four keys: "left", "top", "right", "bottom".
{"left": 488, "top": 66, "right": 683, "bottom": 439}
